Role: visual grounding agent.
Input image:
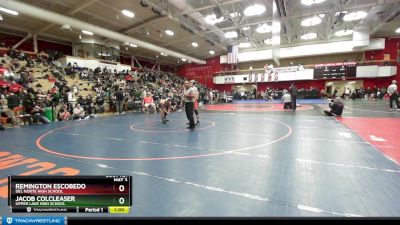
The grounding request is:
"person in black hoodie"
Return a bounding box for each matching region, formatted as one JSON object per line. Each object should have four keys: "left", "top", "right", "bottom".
{"left": 114, "top": 88, "right": 125, "bottom": 114}
{"left": 7, "top": 92, "right": 20, "bottom": 110}
{"left": 324, "top": 97, "right": 344, "bottom": 116}
{"left": 289, "top": 83, "right": 297, "bottom": 111}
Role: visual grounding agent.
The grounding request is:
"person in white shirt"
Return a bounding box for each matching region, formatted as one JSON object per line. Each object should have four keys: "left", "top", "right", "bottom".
{"left": 387, "top": 80, "right": 400, "bottom": 110}
{"left": 73, "top": 103, "right": 89, "bottom": 120}
{"left": 281, "top": 90, "right": 292, "bottom": 109}
{"left": 184, "top": 81, "right": 196, "bottom": 129}
{"left": 190, "top": 80, "right": 200, "bottom": 126}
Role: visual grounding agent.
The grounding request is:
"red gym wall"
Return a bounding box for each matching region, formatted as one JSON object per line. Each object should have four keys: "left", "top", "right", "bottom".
{"left": 178, "top": 38, "right": 400, "bottom": 91}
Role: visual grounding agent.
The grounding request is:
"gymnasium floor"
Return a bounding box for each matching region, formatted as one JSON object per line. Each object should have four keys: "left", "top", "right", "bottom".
{"left": 1, "top": 99, "right": 400, "bottom": 217}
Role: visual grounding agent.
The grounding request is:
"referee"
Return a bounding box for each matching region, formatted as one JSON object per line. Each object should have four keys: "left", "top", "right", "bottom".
{"left": 183, "top": 80, "right": 195, "bottom": 129}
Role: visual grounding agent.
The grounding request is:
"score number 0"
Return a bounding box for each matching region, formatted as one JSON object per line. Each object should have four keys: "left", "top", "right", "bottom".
{"left": 118, "top": 184, "right": 126, "bottom": 205}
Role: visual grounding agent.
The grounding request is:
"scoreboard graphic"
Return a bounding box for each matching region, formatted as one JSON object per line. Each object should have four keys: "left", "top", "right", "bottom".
{"left": 7, "top": 176, "right": 132, "bottom": 214}
{"left": 314, "top": 62, "right": 357, "bottom": 79}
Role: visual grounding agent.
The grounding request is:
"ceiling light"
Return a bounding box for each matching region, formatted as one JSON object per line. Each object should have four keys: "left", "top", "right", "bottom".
{"left": 396, "top": 27, "right": 400, "bottom": 33}
{"left": 122, "top": 10, "right": 135, "bottom": 18}
{"left": 230, "top": 12, "right": 241, "bottom": 18}
{"left": 256, "top": 24, "right": 272, "bottom": 33}
{"left": 335, "top": 29, "right": 353, "bottom": 36}
{"left": 160, "top": 52, "right": 167, "bottom": 56}
{"left": 242, "top": 26, "right": 250, "bottom": 31}
{"left": 224, "top": 31, "right": 238, "bottom": 38}
{"left": 301, "top": 32, "right": 317, "bottom": 40}
{"left": 264, "top": 39, "right": 272, "bottom": 45}
{"left": 301, "top": 0, "right": 326, "bottom": 6}
{"left": 238, "top": 42, "right": 251, "bottom": 48}
{"left": 78, "top": 34, "right": 82, "bottom": 39}
{"left": 129, "top": 44, "right": 138, "bottom": 47}
{"left": 343, "top": 11, "right": 367, "bottom": 21}
{"left": 243, "top": 4, "right": 266, "bottom": 17}
{"left": 204, "top": 14, "right": 224, "bottom": 25}
{"left": 165, "top": 29, "right": 174, "bottom": 36}
{"left": 81, "top": 30, "right": 93, "bottom": 35}
{"left": 192, "top": 42, "right": 199, "bottom": 47}
{"left": 181, "top": 58, "right": 187, "bottom": 62}
{"left": 209, "top": 50, "right": 215, "bottom": 55}
{"left": 301, "top": 16, "right": 322, "bottom": 27}
{"left": 0, "top": 14, "right": 2, "bottom": 21}
{"left": 0, "top": 7, "right": 18, "bottom": 16}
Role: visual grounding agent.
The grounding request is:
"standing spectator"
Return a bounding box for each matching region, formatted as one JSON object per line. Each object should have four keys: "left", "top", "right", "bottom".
{"left": 289, "top": 83, "right": 297, "bottom": 111}
{"left": 387, "top": 80, "right": 400, "bottom": 110}
{"left": 114, "top": 88, "right": 125, "bottom": 114}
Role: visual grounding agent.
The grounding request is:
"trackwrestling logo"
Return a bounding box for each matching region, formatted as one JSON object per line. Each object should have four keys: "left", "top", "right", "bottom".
{"left": 1, "top": 217, "right": 65, "bottom": 225}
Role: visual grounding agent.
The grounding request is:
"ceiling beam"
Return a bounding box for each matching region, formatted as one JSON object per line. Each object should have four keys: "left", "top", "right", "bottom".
{"left": 0, "top": 24, "right": 72, "bottom": 44}
{"left": 175, "top": 0, "right": 243, "bottom": 16}
{"left": 37, "top": 0, "right": 99, "bottom": 34}
{"left": 41, "top": 0, "right": 126, "bottom": 30}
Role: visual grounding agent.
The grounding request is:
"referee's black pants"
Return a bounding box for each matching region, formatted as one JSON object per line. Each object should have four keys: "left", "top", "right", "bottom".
{"left": 389, "top": 93, "right": 399, "bottom": 109}
{"left": 185, "top": 102, "right": 195, "bottom": 128}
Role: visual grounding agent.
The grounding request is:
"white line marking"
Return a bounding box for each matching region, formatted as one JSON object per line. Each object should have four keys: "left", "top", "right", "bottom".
{"left": 297, "top": 205, "right": 323, "bottom": 213}
{"left": 296, "top": 126, "right": 320, "bottom": 129}
{"left": 96, "top": 164, "right": 109, "bottom": 168}
{"left": 205, "top": 130, "right": 274, "bottom": 137}
{"left": 346, "top": 107, "right": 398, "bottom": 114}
{"left": 369, "top": 135, "right": 386, "bottom": 142}
{"left": 104, "top": 137, "right": 124, "bottom": 141}
{"left": 297, "top": 137, "right": 368, "bottom": 144}
{"left": 296, "top": 158, "right": 400, "bottom": 173}
{"left": 376, "top": 146, "right": 394, "bottom": 149}
{"left": 339, "top": 132, "right": 352, "bottom": 138}
{"left": 140, "top": 141, "right": 270, "bottom": 159}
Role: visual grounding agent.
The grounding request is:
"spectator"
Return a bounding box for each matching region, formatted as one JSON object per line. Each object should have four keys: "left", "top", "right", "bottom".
{"left": 31, "top": 100, "right": 51, "bottom": 124}
{"left": 324, "top": 97, "right": 344, "bottom": 116}
{"left": 142, "top": 92, "right": 156, "bottom": 114}
{"left": 57, "top": 104, "right": 70, "bottom": 121}
{"left": 73, "top": 103, "right": 88, "bottom": 120}
{"left": 114, "top": 88, "right": 125, "bottom": 114}
{"left": 281, "top": 90, "right": 292, "bottom": 109}
{"left": 7, "top": 92, "right": 19, "bottom": 110}
{"left": 387, "top": 80, "right": 400, "bottom": 110}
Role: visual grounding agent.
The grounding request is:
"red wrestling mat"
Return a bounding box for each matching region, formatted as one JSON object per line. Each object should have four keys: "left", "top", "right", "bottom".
{"left": 338, "top": 117, "right": 400, "bottom": 164}
{"left": 205, "top": 103, "right": 314, "bottom": 112}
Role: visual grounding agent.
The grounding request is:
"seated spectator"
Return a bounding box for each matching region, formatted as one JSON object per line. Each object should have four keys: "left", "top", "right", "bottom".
{"left": 142, "top": 92, "right": 156, "bottom": 113}
{"left": 57, "top": 104, "right": 70, "bottom": 121}
{"left": 86, "top": 102, "right": 97, "bottom": 118}
{"left": 72, "top": 103, "right": 88, "bottom": 120}
{"left": 95, "top": 94, "right": 105, "bottom": 113}
{"left": 324, "top": 97, "right": 344, "bottom": 117}
{"left": 281, "top": 90, "right": 292, "bottom": 109}
{"left": 7, "top": 92, "right": 20, "bottom": 110}
{"left": 31, "top": 100, "right": 51, "bottom": 124}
